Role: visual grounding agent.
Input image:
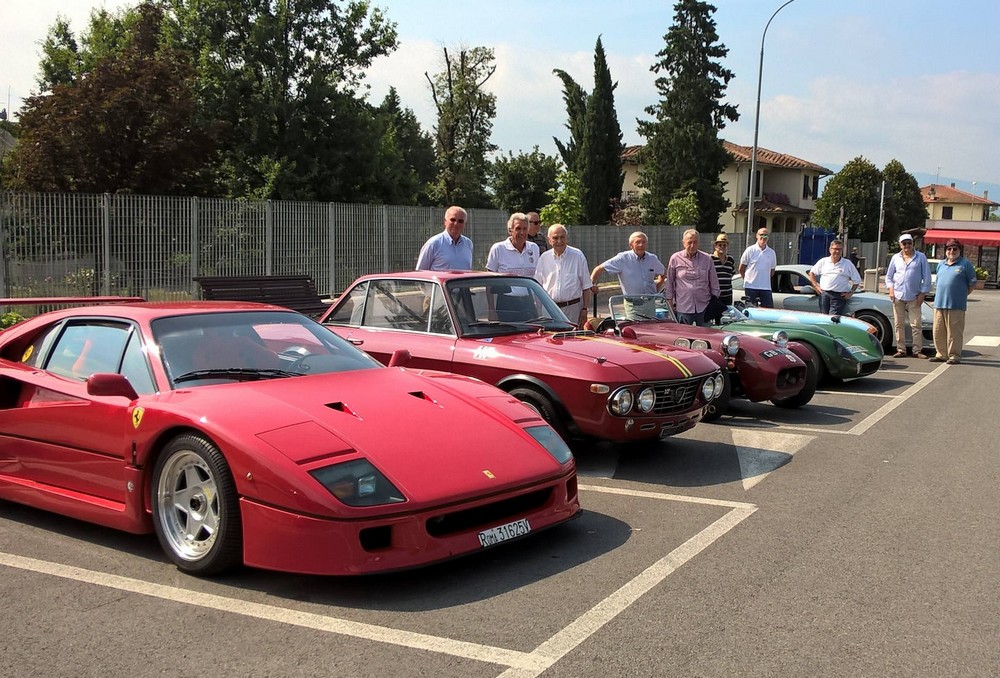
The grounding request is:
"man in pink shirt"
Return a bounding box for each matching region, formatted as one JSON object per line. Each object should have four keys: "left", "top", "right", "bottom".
{"left": 664, "top": 229, "right": 720, "bottom": 326}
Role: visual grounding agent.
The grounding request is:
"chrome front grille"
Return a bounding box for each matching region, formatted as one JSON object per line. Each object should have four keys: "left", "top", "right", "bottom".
{"left": 650, "top": 376, "right": 703, "bottom": 415}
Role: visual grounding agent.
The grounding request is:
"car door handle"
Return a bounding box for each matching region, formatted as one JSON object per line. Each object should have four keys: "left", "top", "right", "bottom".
{"left": 348, "top": 338, "right": 363, "bottom": 346}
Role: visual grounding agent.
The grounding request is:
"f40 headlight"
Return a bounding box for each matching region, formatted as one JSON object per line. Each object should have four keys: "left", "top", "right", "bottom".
{"left": 311, "top": 459, "right": 405, "bottom": 506}
{"left": 526, "top": 426, "right": 573, "bottom": 464}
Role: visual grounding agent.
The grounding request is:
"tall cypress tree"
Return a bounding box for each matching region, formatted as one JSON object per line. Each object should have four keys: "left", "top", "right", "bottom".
{"left": 578, "top": 37, "right": 624, "bottom": 225}
{"left": 637, "top": 0, "right": 738, "bottom": 230}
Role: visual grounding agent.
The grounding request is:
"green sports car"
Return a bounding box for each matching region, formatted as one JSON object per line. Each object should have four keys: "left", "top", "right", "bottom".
{"left": 717, "top": 306, "right": 884, "bottom": 383}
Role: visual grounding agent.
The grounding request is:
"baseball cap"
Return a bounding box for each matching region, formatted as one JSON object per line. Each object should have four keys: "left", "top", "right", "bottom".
{"left": 898, "top": 233, "right": 913, "bottom": 243}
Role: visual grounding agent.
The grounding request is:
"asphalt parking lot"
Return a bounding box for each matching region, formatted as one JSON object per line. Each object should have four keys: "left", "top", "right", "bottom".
{"left": 3, "top": 292, "right": 999, "bottom": 677}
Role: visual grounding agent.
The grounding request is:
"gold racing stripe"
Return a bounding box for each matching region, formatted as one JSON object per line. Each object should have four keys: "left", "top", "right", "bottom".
{"left": 574, "top": 334, "right": 694, "bottom": 378}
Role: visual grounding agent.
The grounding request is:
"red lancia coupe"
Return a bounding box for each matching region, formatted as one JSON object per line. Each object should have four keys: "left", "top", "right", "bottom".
{"left": 320, "top": 272, "right": 724, "bottom": 443}
{"left": 0, "top": 302, "right": 580, "bottom": 576}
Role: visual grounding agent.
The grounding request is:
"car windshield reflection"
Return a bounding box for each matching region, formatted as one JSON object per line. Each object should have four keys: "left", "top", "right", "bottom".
{"left": 153, "top": 311, "right": 381, "bottom": 386}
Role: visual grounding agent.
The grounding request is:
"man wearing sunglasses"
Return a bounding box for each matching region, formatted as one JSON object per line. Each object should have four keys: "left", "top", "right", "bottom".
{"left": 525, "top": 211, "right": 549, "bottom": 253}
{"left": 738, "top": 228, "right": 777, "bottom": 307}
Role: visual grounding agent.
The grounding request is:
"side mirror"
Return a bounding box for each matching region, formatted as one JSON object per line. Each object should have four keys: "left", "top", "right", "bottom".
{"left": 87, "top": 373, "right": 139, "bottom": 400}
{"left": 388, "top": 349, "right": 411, "bottom": 367}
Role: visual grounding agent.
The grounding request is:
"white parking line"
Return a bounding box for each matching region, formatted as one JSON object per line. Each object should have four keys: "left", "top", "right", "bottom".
{"left": 0, "top": 486, "right": 757, "bottom": 677}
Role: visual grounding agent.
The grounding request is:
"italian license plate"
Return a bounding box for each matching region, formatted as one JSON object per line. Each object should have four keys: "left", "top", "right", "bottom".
{"left": 478, "top": 518, "right": 531, "bottom": 548}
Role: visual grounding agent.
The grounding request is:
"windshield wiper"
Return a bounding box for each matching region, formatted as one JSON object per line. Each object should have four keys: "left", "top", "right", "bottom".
{"left": 173, "top": 368, "right": 304, "bottom": 384}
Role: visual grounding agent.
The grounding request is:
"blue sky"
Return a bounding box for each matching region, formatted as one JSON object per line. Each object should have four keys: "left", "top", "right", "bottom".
{"left": 5, "top": 0, "right": 999, "bottom": 198}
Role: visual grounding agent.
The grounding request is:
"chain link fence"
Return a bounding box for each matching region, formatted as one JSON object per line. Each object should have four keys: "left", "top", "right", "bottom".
{"left": 1, "top": 191, "right": 800, "bottom": 302}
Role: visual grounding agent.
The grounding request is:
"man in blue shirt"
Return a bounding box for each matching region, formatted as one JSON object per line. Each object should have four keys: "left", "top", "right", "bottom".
{"left": 591, "top": 231, "right": 665, "bottom": 319}
{"left": 416, "top": 206, "right": 473, "bottom": 271}
{"left": 885, "top": 233, "right": 932, "bottom": 358}
{"left": 930, "top": 238, "right": 978, "bottom": 364}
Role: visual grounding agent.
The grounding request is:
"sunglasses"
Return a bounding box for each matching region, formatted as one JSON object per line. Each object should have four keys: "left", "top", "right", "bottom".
{"left": 528, "top": 220, "right": 541, "bottom": 225}
{"left": 757, "top": 234, "right": 769, "bottom": 239}
{"left": 946, "top": 246, "right": 959, "bottom": 251}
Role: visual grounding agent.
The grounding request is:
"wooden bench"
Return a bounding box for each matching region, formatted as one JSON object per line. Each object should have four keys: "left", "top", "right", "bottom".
{"left": 194, "top": 275, "right": 330, "bottom": 317}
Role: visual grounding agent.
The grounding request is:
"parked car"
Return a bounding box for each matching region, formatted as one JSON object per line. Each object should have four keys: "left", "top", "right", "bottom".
{"left": 720, "top": 305, "right": 883, "bottom": 383}
{"left": 320, "top": 272, "right": 724, "bottom": 443}
{"left": 732, "top": 264, "right": 933, "bottom": 351}
{"left": 588, "top": 294, "right": 817, "bottom": 419}
{"left": 0, "top": 302, "right": 581, "bottom": 576}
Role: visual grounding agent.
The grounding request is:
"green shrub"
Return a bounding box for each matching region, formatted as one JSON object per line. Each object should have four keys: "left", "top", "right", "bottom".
{"left": 1, "top": 311, "right": 25, "bottom": 329}
{"left": 974, "top": 266, "right": 989, "bottom": 280}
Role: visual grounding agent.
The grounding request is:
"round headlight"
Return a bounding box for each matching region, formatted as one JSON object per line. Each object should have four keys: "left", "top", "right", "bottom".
{"left": 636, "top": 387, "right": 656, "bottom": 412}
{"left": 609, "top": 388, "right": 633, "bottom": 415}
{"left": 674, "top": 337, "right": 691, "bottom": 349}
{"left": 691, "top": 339, "right": 709, "bottom": 350}
{"left": 771, "top": 330, "right": 789, "bottom": 348}
{"left": 721, "top": 334, "right": 740, "bottom": 356}
{"left": 702, "top": 377, "right": 717, "bottom": 401}
{"left": 714, "top": 373, "right": 725, "bottom": 396}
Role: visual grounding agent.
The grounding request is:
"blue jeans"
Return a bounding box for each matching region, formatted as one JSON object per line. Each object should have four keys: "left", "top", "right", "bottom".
{"left": 820, "top": 290, "right": 850, "bottom": 316}
{"left": 745, "top": 288, "right": 773, "bottom": 308}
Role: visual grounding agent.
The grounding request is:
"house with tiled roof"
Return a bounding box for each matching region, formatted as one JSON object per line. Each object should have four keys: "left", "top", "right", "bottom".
{"left": 918, "top": 184, "right": 1000, "bottom": 284}
{"left": 621, "top": 141, "right": 833, "bottom": 237}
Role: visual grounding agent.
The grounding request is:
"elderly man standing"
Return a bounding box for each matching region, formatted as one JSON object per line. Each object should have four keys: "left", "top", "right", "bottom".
{"left": 664, "top": 229, "right": 720, "bottom": 326}
{"left": 738, "top": 228, "right": 777, "bottom": 307}
{"left": 591, "top": 231, "right": 665, "bottom": 319}
{"left": 526, "top": 211, "right": 549, "bottom": 253}
{"left": 808, "top": 239, "right": 862, "bottom": 316}
{"left": 416, "top": 206, "right": 473, "bottom": 271}
{"left": 885, "top": 233, "right": 932, "bottom": 358}
{"left": 486, "top": 212, "right": 540, "bottom": 320}
{"left": 534, "top": 224, "right": 593, "bottom": 327}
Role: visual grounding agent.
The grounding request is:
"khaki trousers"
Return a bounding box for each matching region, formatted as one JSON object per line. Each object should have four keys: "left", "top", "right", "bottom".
{"left": 891, "top": 298, "right": 924, "bottom": 352}
{"left": 932, "top": 308, "right": 966, "bottom": 361}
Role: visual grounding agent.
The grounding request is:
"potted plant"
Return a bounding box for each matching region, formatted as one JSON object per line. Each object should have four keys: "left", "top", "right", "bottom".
{"left": 974, "top": 266, "right": 989, "bottom": 290}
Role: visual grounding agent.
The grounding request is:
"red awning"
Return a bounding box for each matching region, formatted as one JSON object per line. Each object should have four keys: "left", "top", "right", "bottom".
{"left": 923, "top": 228, "right": 1000, "bottom": 247}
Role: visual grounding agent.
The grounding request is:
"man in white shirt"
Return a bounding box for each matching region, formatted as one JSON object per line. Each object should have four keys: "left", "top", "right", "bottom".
{"left": 486, "top": 213, "right": 540, "bottom": 320}
{"left": 738, "top": 228, "right": 777, "bottom": 307}
{"left": 808, "top": 239, "right": 862, "bottom": 316}
{"left": 534, "top": 224, "right": 593, "bottom": 327}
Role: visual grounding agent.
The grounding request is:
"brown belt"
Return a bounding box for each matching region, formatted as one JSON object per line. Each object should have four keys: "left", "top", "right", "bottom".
{"left": 555, "top": 297, "right": 581, "bottom": 308}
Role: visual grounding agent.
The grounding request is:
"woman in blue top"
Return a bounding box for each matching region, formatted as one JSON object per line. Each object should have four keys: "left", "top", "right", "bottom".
{"left": 930, "top": 238, "right": 978, "bottom": 364}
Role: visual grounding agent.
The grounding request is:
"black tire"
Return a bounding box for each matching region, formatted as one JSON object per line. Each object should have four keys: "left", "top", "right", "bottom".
{"left": 854, "top": 310, "right": 893, "bottom": 351}
{"left": 508, "top": 387, "right": 569, "bottom": 440}
{"left": 797, "top": 341, "right": 828, "bottom": 384}
{"left": 772, "top": 355, "right": 818, "bottom": 408}
{"left": 701, "top": 371, "right": 731, "bottom": 422}
{"left": 151, "top": 434, "right": 243, "bottom": 576}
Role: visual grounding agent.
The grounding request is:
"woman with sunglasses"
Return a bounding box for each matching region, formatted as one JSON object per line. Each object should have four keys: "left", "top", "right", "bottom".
{"left": 930, "top": 238, "right": 978, "bottom": 364}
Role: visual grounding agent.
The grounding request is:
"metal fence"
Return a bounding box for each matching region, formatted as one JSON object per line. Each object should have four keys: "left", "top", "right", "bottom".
{"left": 1, "top": 192, "right": 801, "bottom": 301}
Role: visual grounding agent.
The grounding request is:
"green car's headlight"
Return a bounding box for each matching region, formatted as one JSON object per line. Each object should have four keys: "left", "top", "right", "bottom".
{"left": 721, "top": 335, "right": 740, "bottom": 356}
{"left": 526, "top": 426, "right": 573, "bottom": 464}
{"left": 609, "top": 388, "right": 634, "bottom": 415}
{"left": 834, "top": 339, "right": 854, "bottom": 360}
{"left": 311, "top": 459, "right": 405, "bottom": 506}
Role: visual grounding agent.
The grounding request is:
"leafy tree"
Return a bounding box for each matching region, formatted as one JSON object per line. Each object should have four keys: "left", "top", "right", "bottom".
{"left": 5, "top": 3, "right": 217, "bottom": 194}
{"left": 636, "top": 0, "right": 738, "bottom": 230}
{"left": 539, "top": 170, "right": 584, "bottom": 227}
{"left": 812, "top": 156, "right": 883, "bottom": 241}
{"left": 161, "top": 0, "right": 399, "bottom": 200}
{"left": 369, "top": 88, "right": 437, "bottom": 205}
{"left": 881, "top": 159, "right": 929, "bottom": 241}
{"left": 667, "top": 190, "right": 700, "bottom": 226}
{"left": 425, "top": 46, "right": 497, "bottom": 207}
{"left": 488, "top": 147, "right": 560, "bottom": 214}
{"left": 552, "top": 69, "right": 588, "bottom": 171}
{"left": 36, "top": 17, "right": 82, "bottom": 91}
{"left": 578, "top": 37, "right": 624, "bottom": 225}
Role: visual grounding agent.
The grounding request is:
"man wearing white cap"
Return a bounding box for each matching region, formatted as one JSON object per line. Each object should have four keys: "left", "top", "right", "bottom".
{"left": 885, "top": 233, "right": 932, "bottom": 358}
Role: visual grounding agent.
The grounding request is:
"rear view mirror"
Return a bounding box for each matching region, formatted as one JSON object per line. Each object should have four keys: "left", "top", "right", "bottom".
{"left": 87, "top": 373, "right": 139, "bottom": 400}
{"left": 388, "top": 349, "right": 411, "bottom": 367}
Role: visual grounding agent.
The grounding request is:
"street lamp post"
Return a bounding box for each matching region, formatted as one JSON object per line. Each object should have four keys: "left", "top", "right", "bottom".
{"left": 745, "top": 0, "right": 798, "bottom": 250}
